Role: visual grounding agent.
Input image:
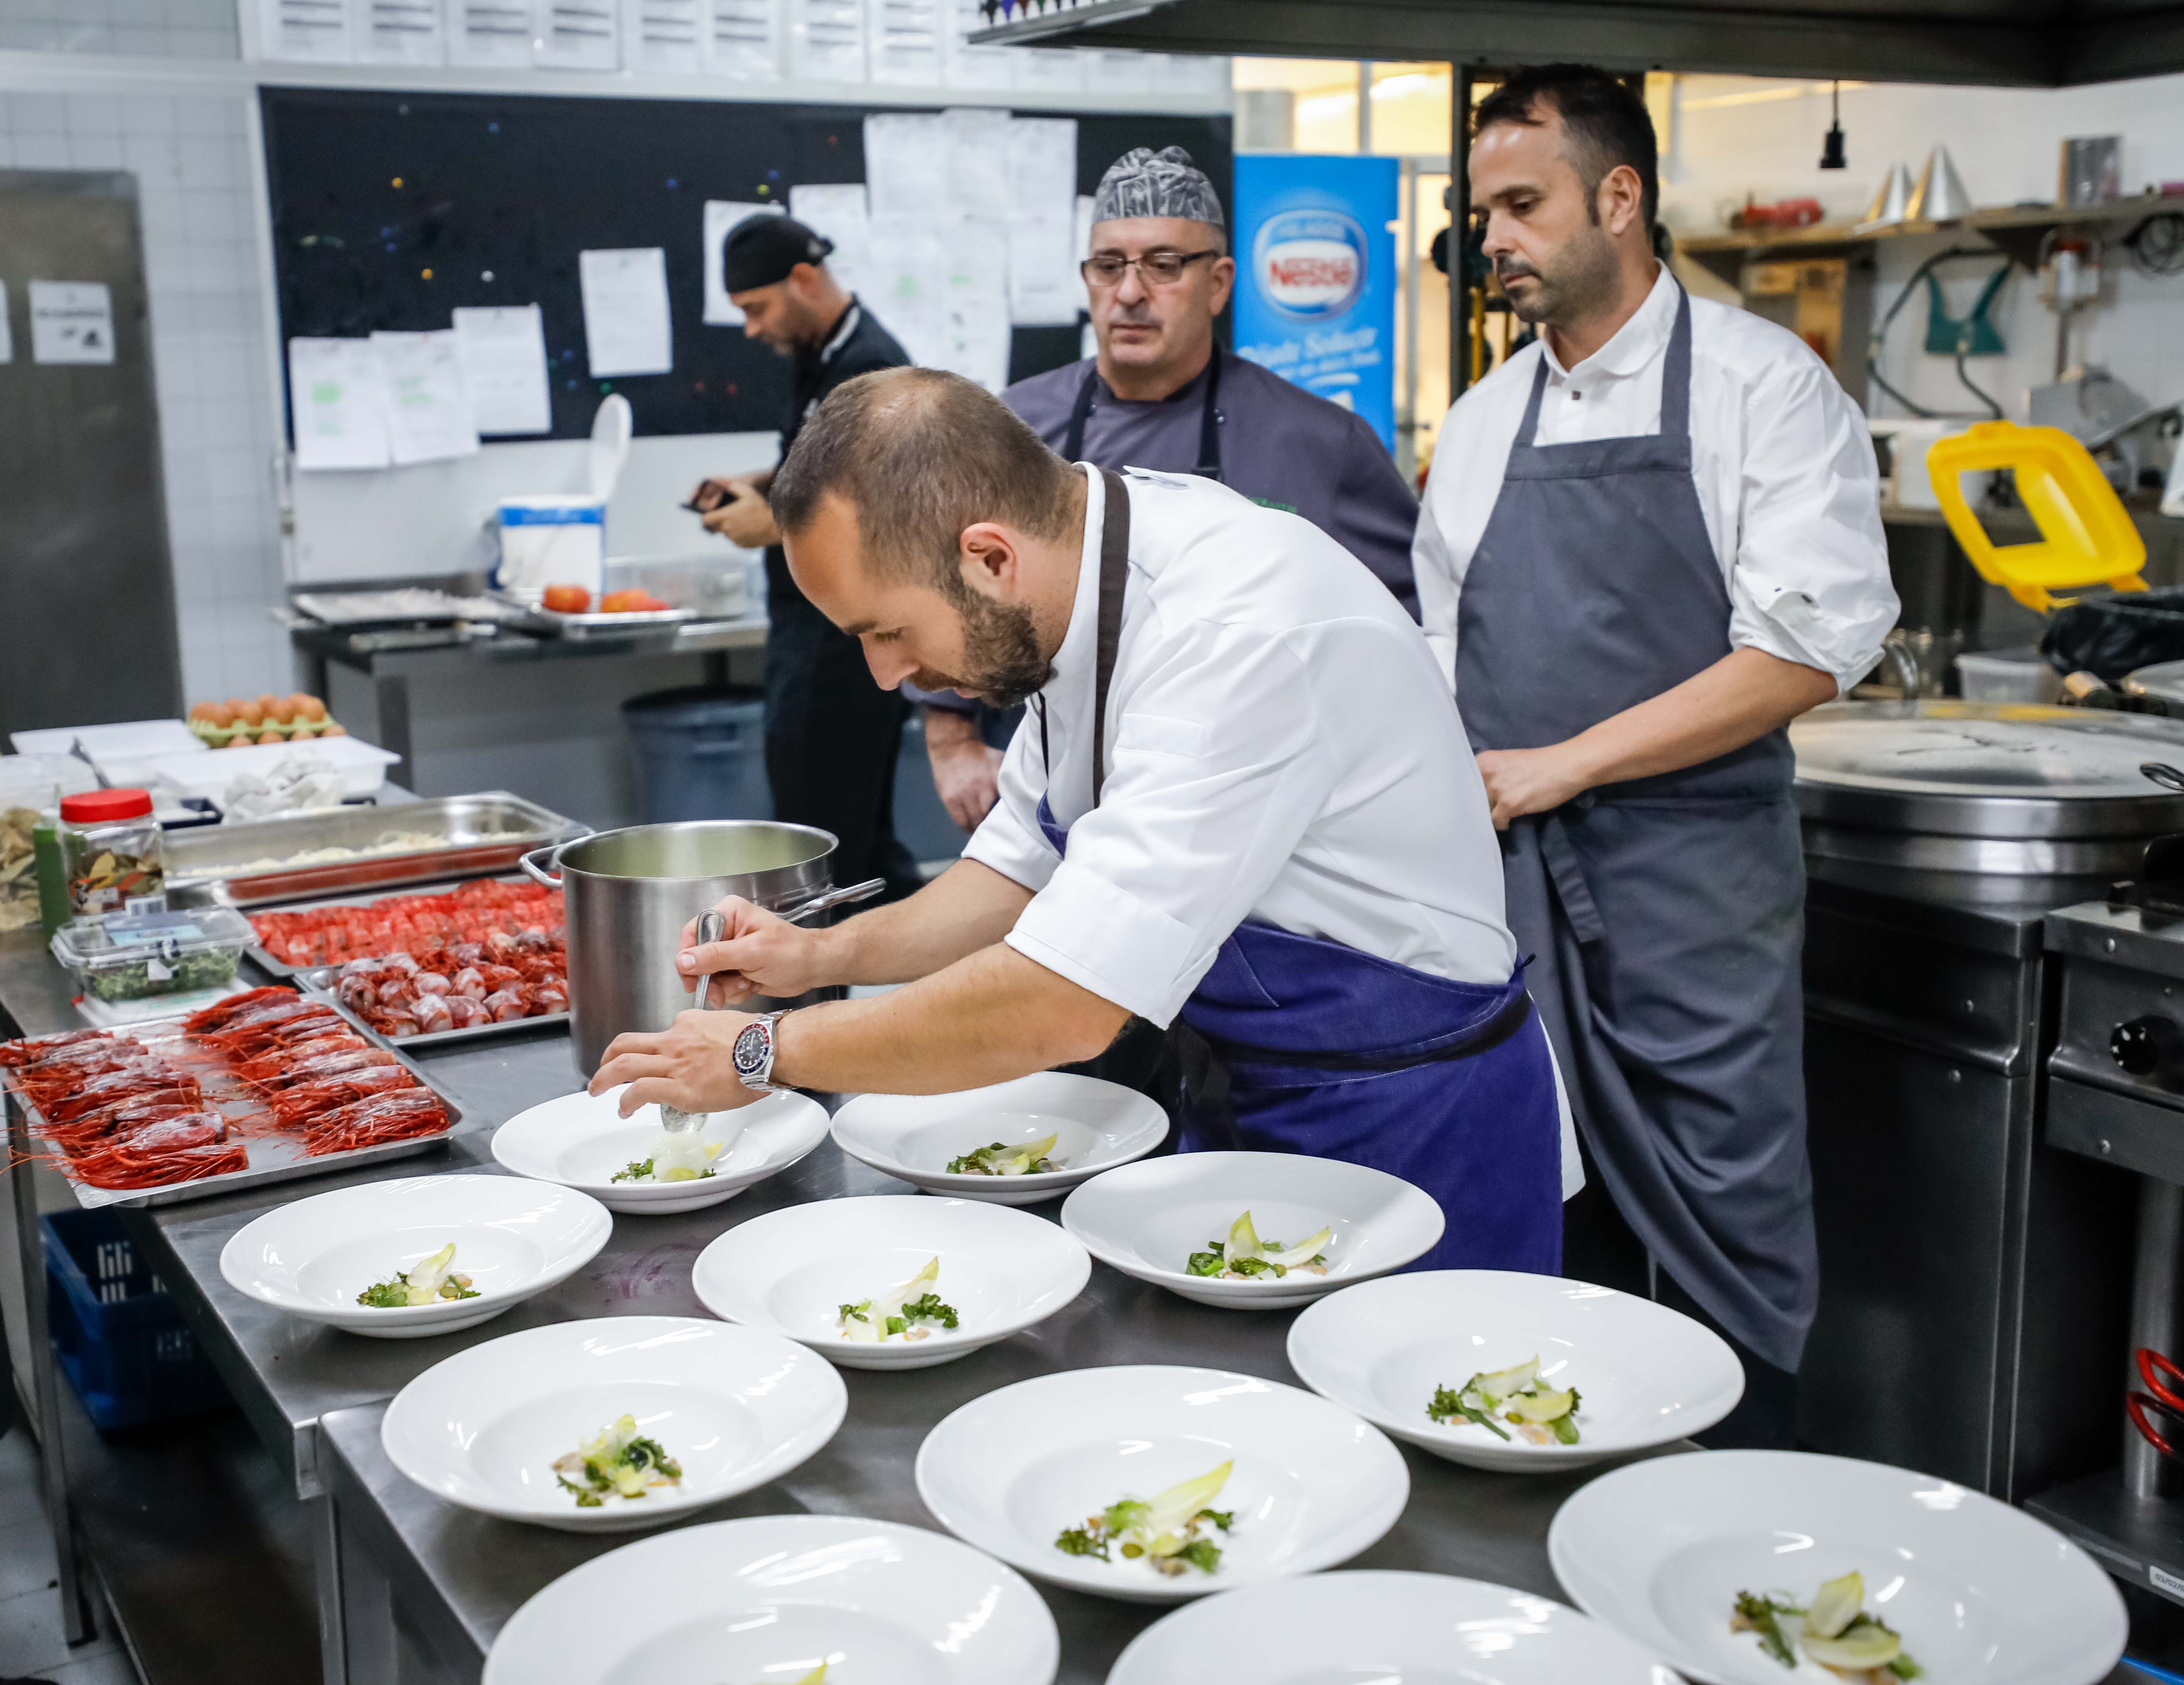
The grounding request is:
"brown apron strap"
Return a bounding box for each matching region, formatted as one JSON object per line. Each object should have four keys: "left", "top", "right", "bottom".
{"left": 1090, "top": 467, "right": 1131, "bottom": 808}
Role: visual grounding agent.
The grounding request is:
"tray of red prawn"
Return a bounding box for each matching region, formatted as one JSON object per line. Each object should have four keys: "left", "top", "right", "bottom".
{"left": 242, "top": 876, "right": 563, "bottom": 980}
{"left": 0, "top": 986, "right": 463, "bottom": 1208}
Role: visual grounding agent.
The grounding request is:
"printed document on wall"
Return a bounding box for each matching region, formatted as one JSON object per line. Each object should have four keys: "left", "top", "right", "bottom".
{"left": 355, "top": 0, "right": 444, "bottom": 64}
{"left": 703, "top": 200, "right": 784, "bottom": 326}
{"left": 866, "top": 215, "right": 947, "bottom": 368}
{"left": 789, "top": 0, "right": 863, "bottom": 80}
{"left": 864, "top": 113, "right": 946, "bottom": 218}
{"left": 288, "top": 338, "right": 392, "bottom": 471}
{"left": 580, "top": 247, "right": 674, "bottom": 376}
{"left": 29, "top": 281, "right": 115, "bottom": 365}
{"left": 372, "top": 330, "right": 480, "bottom": 464}
{"left": 705, "top": 0, "right": 777, "bottom": 76}
{"left": 943, "top": 106, "right": 1009, "bottom": 216}
{"left": 452, "top": 306, "right": 552, "bottom": 435}
{"left": 258, "top": 0, "right": 350, "bottom": 60}
{"left": 789, "top": 183, "right": 871, "bottom": 304}
{"left": 1007, "top": 117, "right": 1075, "bottom": 217}
{"left": 446, "top": 0, "right": 533, "bottom": 67}
{"left": 943, "top": 217, "right": 1010, "bottom": 392}
{"left": 941, "top": 0, "right": 1007, "bottom": 87}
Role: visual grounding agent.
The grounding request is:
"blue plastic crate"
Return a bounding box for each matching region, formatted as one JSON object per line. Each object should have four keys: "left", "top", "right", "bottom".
{"left": 42, "top": 1208, "right": 229, "bottom": 1430}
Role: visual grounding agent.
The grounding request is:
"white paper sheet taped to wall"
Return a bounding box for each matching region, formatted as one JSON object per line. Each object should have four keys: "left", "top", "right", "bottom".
{"left": 703, "top": 200, "right": 784, "bottom": 326}
{"left": 452, "top": 305, "right": 553, "bottom": 435}
{"left": 788, "top": 183, "right": 872, "bottom": 307}
{"left": 580, "top": 246, "right": 674, "bottom": 376}
{"left": 372, "top": 329, "right": 482, "bottom": 464}
{"left": 864, "top": 113, "right": 947, "bottom": 218}
{"left": 288, "top": 337, "right": 393, "bottom": 471}
{"left": 29, "top": 281, "right": 116, "bottom": 365}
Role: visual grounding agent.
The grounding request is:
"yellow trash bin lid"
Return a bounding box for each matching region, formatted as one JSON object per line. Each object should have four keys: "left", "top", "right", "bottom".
{"left": 1925, "top": 419, "right": 2147, "bottom": 612}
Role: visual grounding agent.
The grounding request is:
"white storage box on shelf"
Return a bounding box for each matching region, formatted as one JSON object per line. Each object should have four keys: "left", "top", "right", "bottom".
{"left": 138, "top": 737, "right": 401, "bottom": 804}
{"left": 11, "top": 719, "right": 206, "bottom": 787}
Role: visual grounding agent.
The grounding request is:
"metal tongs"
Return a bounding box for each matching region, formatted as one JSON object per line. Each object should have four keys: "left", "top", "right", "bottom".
{"left": 657, "top": 877, "right": 886, "bottom": 1132}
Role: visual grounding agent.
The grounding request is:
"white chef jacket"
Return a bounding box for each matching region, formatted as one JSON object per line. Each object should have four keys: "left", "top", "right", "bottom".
{"left": 968, "top": 464, "right": 1583, "bottom": 1198}
{"left": 1413, "top": 264, "right": 1899, "bottom": 698}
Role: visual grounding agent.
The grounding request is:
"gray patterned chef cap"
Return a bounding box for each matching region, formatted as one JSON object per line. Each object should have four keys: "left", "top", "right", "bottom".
{"left": 1091, "top": 145, "right": 1226, "bottom": 228}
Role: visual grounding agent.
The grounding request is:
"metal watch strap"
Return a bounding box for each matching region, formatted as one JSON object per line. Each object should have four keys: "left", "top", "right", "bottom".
{"left": 738, "top": 1010, "right": 789, "bottom": 1093}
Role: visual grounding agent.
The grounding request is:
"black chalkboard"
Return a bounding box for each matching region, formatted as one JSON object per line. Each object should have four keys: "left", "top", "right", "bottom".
{"left": 259, "top": 86, "right": 1232, "bottom": 445}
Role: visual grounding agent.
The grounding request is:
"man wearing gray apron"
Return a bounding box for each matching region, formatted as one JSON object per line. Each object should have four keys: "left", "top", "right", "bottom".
{"left": 1415, "top": 66, "right": 1899, "bottom": 1446}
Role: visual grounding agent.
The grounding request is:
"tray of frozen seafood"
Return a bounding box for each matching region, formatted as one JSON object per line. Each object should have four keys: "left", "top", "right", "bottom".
{"left": 245, "top": 875, "right": 569, "bottom": 1048}
{"left": 0, "top": 985, "right": 464, "bottom": 1208}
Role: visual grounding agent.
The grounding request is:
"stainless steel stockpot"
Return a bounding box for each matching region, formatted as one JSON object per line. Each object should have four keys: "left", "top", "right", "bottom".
{"left": 521, "top": 821, "right": 881, "bottom": 1074}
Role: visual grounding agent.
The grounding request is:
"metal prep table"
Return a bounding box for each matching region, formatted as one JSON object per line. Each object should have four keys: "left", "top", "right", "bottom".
{"left": 0, "top": 928, "right": 1696, "bottom": 1685}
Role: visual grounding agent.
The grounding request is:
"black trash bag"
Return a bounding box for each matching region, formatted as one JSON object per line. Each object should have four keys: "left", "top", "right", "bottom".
{"left": 2040, "top": 587, "right": 2184, "bottom": 682}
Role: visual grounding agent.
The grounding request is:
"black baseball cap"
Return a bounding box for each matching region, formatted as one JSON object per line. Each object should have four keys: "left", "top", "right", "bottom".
{"left": 722, "top": 213, "right": 835, "bottom": 293}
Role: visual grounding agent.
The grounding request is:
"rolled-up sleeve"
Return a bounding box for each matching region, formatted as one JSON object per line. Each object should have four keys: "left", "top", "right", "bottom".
{"left": 1729, "top": 356, "right": 1900, "bottom": 693}
{"left": 1002, "top": 623, "right": 1335, "bottom": 1026}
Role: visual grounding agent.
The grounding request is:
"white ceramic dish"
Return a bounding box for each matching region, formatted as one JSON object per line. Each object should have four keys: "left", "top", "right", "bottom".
{"left": 380, "top": 1315, "right": 846, "bottom": 1533}
{"left": 490, "top": 1084, "right": 830, "bottom": 1214}
{"left": 482, "top": 1513, "right": 1058, "bottom": 1685}
{"left": 1058, "top": 1150, "right": 1443, "bottom": 1309}
{"left": 1549, "top": 1449, "right": 2128, "bottom": 1685}
{"left": 915, "top": 1363, "right": 1408, "bottom": 1604}
{"left": 829, "top": 1072, "right": 1169, "bottom": 1205}
{"left": 1108, "top": 1570, "right": 1678, "bottom": 1682}
{"left": 690, "top": 1194, "right": 1090, "bottom": 1370}
{"left": 216, "top": 1173, "right": 612, "bottom": 1339}
{"left": 1285, "top": 1269, "right": 1745, "bottom": 1472}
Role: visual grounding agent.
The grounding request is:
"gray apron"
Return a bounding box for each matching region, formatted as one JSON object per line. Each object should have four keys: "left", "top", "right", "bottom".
{"left": 1455, "top": 285, "right": 1818, "bottom": 1374}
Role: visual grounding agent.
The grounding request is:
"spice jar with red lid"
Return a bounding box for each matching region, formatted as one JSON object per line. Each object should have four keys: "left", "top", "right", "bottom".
{"left": 59, "top": 788, "right": 165, "bottom": 918}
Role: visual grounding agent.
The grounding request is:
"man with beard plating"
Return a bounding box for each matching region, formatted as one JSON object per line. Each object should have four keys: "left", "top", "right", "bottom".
{"left": 1414, "top": 65, "right": 1897, "bottom": 1446}
{"left": 593, "top": 367, "right": 1580, "bottom": 1275}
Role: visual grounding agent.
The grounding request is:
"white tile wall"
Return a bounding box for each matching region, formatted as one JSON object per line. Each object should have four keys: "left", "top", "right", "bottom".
{"left": 0, "top": 83, "right": 291, "bottom": 702}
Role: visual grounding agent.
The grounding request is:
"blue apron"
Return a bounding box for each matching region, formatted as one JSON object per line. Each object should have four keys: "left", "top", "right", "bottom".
{"left": 1033, "top": 469, "right": 1563, "bottom": 1274}
{"left": 1454, "top": 285, "right": 1817, "bottom": 1372}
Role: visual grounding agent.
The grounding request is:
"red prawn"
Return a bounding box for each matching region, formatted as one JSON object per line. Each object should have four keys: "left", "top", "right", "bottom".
{"left": 0, "top": 1029, "right": 110, "bottom": 1067}
{"left": 268, "top": 1065, "right": 418, "bottom": 1126}
{"left": 39, "top": 1068, "right": 202, "bottom": 1125}
{"left": 297, "top": 1088, "right": 449, "bottom": 1155}
{"left": 69, "top": 1135, "right": 248, "bottom": 1189}
{"left": 182, "top": 987, "right": 302, "bottom": 1033}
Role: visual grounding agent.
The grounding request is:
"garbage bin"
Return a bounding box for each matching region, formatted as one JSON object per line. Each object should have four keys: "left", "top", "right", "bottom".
{"left": 622, "top": 686, "right": 771, "bottom": 825}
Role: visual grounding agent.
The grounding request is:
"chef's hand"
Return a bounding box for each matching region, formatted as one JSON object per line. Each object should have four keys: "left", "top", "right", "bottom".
{"left": 698, "top": 476, "right": 780, "bottom": 549}
{"left": 924, "top": 707, "right": 1003, "bottom": 831}
{"left": 676, "top": 896, "right": 824, "bottom": 1006}
{"left": 1474, "top": 745, "right": 1592, "bottom": 830}
{"left": 589, "top": 1011, "right": 765, "bottom": 1117}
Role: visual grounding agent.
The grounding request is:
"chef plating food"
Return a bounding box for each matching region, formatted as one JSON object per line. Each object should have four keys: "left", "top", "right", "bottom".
{"left": 592, "top": 366, "right": 1579, "bottom": 1273}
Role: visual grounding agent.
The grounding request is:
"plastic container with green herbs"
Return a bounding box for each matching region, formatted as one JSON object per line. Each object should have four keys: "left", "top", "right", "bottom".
{"left": 50, "top": 909, "right": 254, "bottom": 1003}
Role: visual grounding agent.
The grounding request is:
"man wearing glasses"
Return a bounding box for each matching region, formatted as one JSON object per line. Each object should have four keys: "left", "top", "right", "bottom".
{"left": 914, "top": 145, "right": 1422, "bottom": 835}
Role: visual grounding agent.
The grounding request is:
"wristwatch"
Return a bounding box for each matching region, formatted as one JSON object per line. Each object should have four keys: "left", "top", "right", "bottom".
{"left": 731, "top": 1011, "right": 791, "bottom": 1094}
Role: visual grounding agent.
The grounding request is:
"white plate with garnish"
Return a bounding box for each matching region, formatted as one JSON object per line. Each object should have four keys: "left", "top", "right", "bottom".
{"left": 690, "top": 1194, "right": 1090, "bottom": 1371}
{"left": 1107, "top": 1570, "right": 1677, "bottom": 1682}
{"left": 482, "top": 1513, "right": 1059, "bottom": 1685}
{"left": 1549, "top": 1449, "right": 2127, "bottom": 1685}
{"left": 381, "top": 1315, "right": 847, "bottom": 1532}
{"left": 914, "top": 1364, "right": 1408, "bottom": 1604}
{"left": 1058, "top": 1150, "right": 1443, "bottom": 1309}
{"left": 1285, "top": 1269, "right": 1745, "bottom": 1472}
{"left": 828, "top": 1072, "right": 1169, "bottom": 1205}
{"left": 218, "top": 1173, "right": 612, "bottom": 1339}
{"left": 490, "top": 1084, "right": 830, "bottom": 1214}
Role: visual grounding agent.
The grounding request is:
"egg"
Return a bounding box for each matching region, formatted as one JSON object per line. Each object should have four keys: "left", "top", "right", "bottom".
{"left": 321, "top": 723, "right": 347, "bottom": 737}
{"left": 267, "top": 696, "right": 296, "bottom": 724}
{"left": 234, "top": 698, "right": 262, "bottom": 726}
{"left": 294, "top": 695, "right": 327, "bottom": 722}
{"left": 188, "top": 702, "right": 210, "bottom": 723}
{"left": 255, "top": 692, "right": 280, "bottom": 714}
{"left": 257, "top": 730, "right": 284, "bottom": 745}
{"left": 207, "top": 702, "right": 235, "bottom": 728}
{"left": 222, "top": 733, "right": 252, "bottom": 748}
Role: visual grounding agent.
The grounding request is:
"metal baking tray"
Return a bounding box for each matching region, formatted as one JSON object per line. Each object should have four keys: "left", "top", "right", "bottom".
{"left": 238, "top": 872, "right": 562, "bottom": 982}
{"left": 164, "top": 793, "right": 585, "bottom": 906}
{"left": 507, "top": 601, "right": 700, "bottom": 639}
{"left": 296, "top": 971, "right": 569, "bottom": 1051}
{"left": 4, "top": 992, "right": 467, "bottom": 1211}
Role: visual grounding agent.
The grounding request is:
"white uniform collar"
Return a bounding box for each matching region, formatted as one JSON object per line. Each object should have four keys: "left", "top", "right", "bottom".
{"left": 818, "top": 297, "right": 862, "bottom": 364}
{"left": 1541, "top": 262, "right": 1675, "bottom": 384}
{"left": 1039, "top": 463, "right": 1106, "bottom": 710}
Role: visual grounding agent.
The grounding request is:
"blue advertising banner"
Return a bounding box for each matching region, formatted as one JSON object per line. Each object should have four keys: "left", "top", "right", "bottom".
{"left": 1232, "top": 154, "right": 1401, "bottom": 454}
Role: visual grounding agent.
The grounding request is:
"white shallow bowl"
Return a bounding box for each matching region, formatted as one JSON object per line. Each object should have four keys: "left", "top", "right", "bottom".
{"left": 1549, "top": 1449, "right": 2128, "bottom": 1685}
{"left": 1108, "top": 1570, "right": 1679, "bottom": 1683}
{"left": 1059, "top": 1150, "right": 1444, "bottom": 1309}
{"left": 915, "top": 1363, "right": 1408, "bottom": 1605}
{"left": 691, "top": 1194, "right": 1090, "bottom": 1370}
{"left": 1286, "top": 1270, "right": 1745, "bottom": 1472}
{"left": 482, "top": 1514, "right": 1059, "bottom": 1685}
{"left": 217, "top": 1173, "right": 612, "bottom": 1339}
{"left": 829, "top": 1072, "right": 1168, "bottom": 1205}
{"left": 381, "top": 1315, "right": 846, "bottom": 1533}
{"left": 491, "top": 1084, "right": 830, "bottom": 1214}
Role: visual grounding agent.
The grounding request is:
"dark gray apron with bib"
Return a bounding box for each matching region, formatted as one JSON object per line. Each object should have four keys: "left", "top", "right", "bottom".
{"left": 1455, "top": 286, "right": 1817, "bottom": 1372}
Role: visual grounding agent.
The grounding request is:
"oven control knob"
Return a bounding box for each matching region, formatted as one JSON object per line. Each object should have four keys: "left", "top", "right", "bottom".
{"left": 2113, "top": 1016, "right": 2184, "bottom": 1077}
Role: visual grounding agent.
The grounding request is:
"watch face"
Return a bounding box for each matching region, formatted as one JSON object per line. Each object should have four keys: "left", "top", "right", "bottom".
{"left": 732, "top": 1021, "right": 768, "bottom": 1076}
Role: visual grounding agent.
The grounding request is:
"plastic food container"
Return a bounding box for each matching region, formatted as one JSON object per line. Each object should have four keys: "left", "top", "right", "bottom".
{"left": 1956, "top": 645, "right": 2065, "bottom": 704}
{"left": 50, "top": 907, "right": 254, "bottom": 1002}
{"left": 497, "top": 496, "right": 606, "bottom": 599}
{"left": 138, "top": 736, "right": 401, "bottom": 804}
{"left": 59, "top": 788, "right": 165, "bottom": 918}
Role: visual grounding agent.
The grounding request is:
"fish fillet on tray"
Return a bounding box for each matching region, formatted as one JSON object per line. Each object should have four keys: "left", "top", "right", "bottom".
{"left": 0, "top": 985, "right": 462, "bottom": 1208}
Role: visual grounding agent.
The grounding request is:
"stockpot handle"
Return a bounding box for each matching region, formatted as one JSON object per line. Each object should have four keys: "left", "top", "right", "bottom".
{"left": 2144, "top": 763, "right": 2184, "bottom": 796}
{"left": 776, "top": 877, "right": 887, "bottom": 925}
{"left": 517, "top": 827, "right": 594, "bottom": 889}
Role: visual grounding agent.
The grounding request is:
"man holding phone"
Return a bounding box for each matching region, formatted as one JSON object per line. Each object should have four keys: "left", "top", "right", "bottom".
{"left": 688, "top": 212, "right": 922, "bottom": 901}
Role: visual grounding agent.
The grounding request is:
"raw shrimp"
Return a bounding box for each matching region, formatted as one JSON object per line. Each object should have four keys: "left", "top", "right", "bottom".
{"left": 296, "top": 1088, "right": 449, "bottom": 1155}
